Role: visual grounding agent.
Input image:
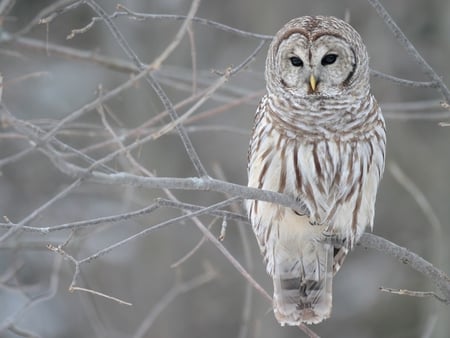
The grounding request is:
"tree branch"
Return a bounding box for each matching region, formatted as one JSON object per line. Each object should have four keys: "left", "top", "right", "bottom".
{"left": 358, "top": 233, "right": 450, "bottom": 304}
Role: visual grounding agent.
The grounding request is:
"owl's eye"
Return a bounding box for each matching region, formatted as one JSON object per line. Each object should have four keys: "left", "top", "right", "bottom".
{"left": 321, "top": 54, "right": 338, "bottom": 65}
{"left": 289, "top": 56, "right": 303, "bottom": 67}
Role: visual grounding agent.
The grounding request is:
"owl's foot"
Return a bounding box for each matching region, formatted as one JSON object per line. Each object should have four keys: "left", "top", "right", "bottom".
{"left": 319, "top": 232, "right": 347, "bottom": 247}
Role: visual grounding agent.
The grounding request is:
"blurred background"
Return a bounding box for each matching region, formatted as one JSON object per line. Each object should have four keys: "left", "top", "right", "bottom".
{"left": 0, "top": 0, "right": 449, "bottom": 337}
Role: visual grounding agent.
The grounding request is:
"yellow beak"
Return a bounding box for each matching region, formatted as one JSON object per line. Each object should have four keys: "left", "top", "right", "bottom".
{"left": 309, "top": 74, "right": 317, "bottom": 92}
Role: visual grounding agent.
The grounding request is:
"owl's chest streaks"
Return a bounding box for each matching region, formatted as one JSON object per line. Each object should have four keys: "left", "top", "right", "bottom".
{"left": 267, "top": 93, "right": 377, "bottom": 140}
{"left": 249, "top": 103, "right": 384, "bottom": 239}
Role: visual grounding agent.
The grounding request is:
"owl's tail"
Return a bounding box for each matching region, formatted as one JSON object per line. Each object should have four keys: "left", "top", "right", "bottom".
{"left": 272, "top": 241, "right": 337, "bottom": 326}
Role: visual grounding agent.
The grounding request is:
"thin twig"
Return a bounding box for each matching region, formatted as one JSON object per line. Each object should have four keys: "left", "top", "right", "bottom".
{"left": 77, "top": 198, "right": 239, "bottom": 265}
{"left": 358, "top": 233, "right": 450, "bottom": 304}
{"left": 170, "top": 218, "right": 218, "bottom": 268}
{"left": 115, "top": 5, "right": 273, "bottom": 40}
{"left": 370, "top": 69, "right": 438, "bottom": 88}
{"left": 383, "top": 110, "right": 450, "bottom": 120}
{"left": 152, "top": 68, "right": 231, "bottom": 139}
{"left": 0, "top": 0, "right": 15, "bottom": 21}
{"left": 8, "top": 324, "right": 40, "bottom": 338}
{"left": 187, "top": 24, "right": 197, "bottom": 93}
{"left": 389, "top": 162, "right": 444, "bottom": 268}
{"left": 133, "top": 267, "right": 216, "bottom": 338}
{"left": 13, "top": 0, "right": 82, "bottom": 36}
{"left": 380, "top": 287, "right": 447, "bottom": 303}
{"left": 0, "top": 179, "right": 83, "bottom": 242}
{"left": 70, "top": 286, "right": 132, "bottom": 306}
{"left": 0, "top": 203, "right": 160, "bottom": 233}
{"left": 381, "top": 99, "right": 442, "bottom": 112}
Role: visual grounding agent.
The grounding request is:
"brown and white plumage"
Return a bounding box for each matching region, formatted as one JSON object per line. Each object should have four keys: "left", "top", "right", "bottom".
{"left": 247, "top": 16, "right": 386, "bottom": 325}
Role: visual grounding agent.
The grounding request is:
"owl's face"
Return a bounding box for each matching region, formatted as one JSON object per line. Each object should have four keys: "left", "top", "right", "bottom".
{"left": 278, "top": 34, "right": 356, "bottom": 96}
{"left": 266, "top": 16, "right": 370, "bottom": 99}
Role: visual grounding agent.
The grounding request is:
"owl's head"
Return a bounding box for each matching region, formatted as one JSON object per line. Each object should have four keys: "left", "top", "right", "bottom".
{"left": 266, "top": 16, "right": 370, "bottom": 98}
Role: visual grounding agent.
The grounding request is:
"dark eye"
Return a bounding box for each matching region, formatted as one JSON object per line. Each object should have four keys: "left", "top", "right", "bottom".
{"left": 321, "top": 54, "right": 338, "bottom": 65}
{"left": 289, "top": 56, "right": 303, "bottom": 67}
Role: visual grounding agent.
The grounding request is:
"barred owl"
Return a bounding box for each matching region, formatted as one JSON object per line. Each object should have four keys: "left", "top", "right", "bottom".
{"left": 247, "top": 16, "right": 386, "bottom": 325}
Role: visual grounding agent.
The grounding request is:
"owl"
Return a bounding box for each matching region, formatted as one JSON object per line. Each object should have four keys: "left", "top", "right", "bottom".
{"left": 247, "top": 16, "right": 386, "bottom": 325}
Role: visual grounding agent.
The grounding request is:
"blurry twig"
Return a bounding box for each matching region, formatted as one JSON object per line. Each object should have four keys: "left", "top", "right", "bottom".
{"left": 380, "top": 287, "right": 447, "bottom": 303}
{"left": 383, "top": 111, "right": 450, "bottom": 120}
{"left": 389, "top": 162, "right": 444, "bottom": 267}
{"left": 0, "top": 255, "right": 62, "bottom": 335}
{"left": 170, "top": 218, "right": 218, "bottom": 268}
{"left": 66, "top": 15, "right": 98, "bottom": 39}
{"left": 152, "top": 68, "right": 231, "bottom": 139}
{"left": 10, "top": 36, "right": 140, "bottom": 73}
{"left": 133, "top": 265, "right": 216, "bottom": 338}
{"left": 157, "top": 198, "right": 246, "bottom": 222}
{"left": 187, "top": 24, "right": 197, "bottom": 93}
{"left": 14, "top": 0, "right": 82, "bottom": 36}
{"left": 358, "top": 233, "right": 450, "bottom": 304}
{"left": 70, "top": 286, "right": 132, "bottom": 306}
{"left": 370, "top": 69, "right": 438, "bottom": 88}
{"left": 0, "top": 0, "right": 15, "bottom": 23}
{"left": 77, "top": 198, "right": 239, "bottom": 265}
{"left": 8, "top": 325, "right": 40, "bottom": 338}
{"left": 381, "top": 99, "right": 442, "bottom": 111}
{"left": 0, "top": 179, "right": 83, "bottom": 242}
{"left": 47, "top": 244, "right": 132, "bottom": 306}
{"left": 422, "top": 314, "right": 438, "bottom": 338}
{"left": 0, "top": 203, "right": 160, "bottom": 233}
{"left": 115, "top": 5, "right": 273, "bottom": 40}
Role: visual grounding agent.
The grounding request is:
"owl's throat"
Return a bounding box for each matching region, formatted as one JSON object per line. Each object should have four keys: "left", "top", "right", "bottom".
{"left": 266, "top": 93, "right": 376, "bottom": 139}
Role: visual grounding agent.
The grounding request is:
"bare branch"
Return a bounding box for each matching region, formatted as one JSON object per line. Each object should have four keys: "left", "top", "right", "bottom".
{"left": 358, "top": 233, "right": 450, "bottom": 304}
{"left": 85, "top": 0, "right": 209, "bottom": 177}
{"left": 370, "top": 69, "right": 438, "bottom": 88}
{"left": 170, "top": 218, "right": 218, "bottom": 268}
{"left": 115, "top": 5, "right": 273, "bottom": 40}
{"left": 69, "top": 286, "right": 132, "bottom": 306}
{"left": 68, "top": 172, "right": 308, "bottom": 215}
{"left": 380, "top": 287, "right": 447, "bottom": 303}
{"left": 77, "top": 197, "right": 239, "bottom": 265}
{"left": 13, "top": 0, "right": 82, "bottom": 36}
